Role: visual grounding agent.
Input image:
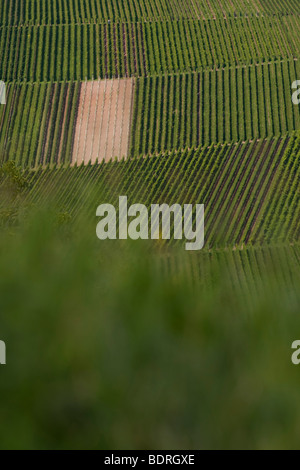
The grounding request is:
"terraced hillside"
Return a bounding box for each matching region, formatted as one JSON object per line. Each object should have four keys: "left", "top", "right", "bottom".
{"left": 1, "top": 0, "right": 300, "bottom": 249}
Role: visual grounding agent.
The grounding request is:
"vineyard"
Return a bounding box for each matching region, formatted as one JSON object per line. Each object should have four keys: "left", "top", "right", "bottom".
{"left": 130, "top": 61, "right": 300, "bottom": 156}
{"left": 0, "top": 81, "right": 79, "bottom": 167}
{"left": 3, "top": 1, "right": 300, "bottom": 452}
{"left": 1, "top": 59, "right": 300, "bottom": 167}
{"left": 4, "top": 132, "right": 293, "bottom": 248}
{"left": 1, "top": 17, "right": 300, "bottom": 82}
{"left": 1, "top": 0, "right": 300, "bottom": 25}
{"left": 0, "top": 1, "right": 300, "bottom": 250}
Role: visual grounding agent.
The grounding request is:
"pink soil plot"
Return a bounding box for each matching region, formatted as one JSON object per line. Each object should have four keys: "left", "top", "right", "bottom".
{"left": 72, "top": 78, "right": 134, "bottom": 165}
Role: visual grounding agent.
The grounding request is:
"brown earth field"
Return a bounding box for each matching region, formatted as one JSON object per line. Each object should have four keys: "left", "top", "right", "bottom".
{"left": 72, "top": 78, "right": 135, "bottom": 166}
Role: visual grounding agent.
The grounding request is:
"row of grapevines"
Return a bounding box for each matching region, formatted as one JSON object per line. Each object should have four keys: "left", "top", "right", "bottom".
{"left": 1, "top": 58, "right": 298, "bottom": 168}
{"left": 0, "top": 81, "right": 80, "bottom": 168}
{"left": 2, "top": 0, "right": 300, "bottom": 26}
{"left": 1, "top": 17, "right": 299, "bottom": 82}
{"left": 17, "top": 133, "right": 296, "bottom": 246}
{"left": 130, "top": 62, "right": 300, "bottom": 156}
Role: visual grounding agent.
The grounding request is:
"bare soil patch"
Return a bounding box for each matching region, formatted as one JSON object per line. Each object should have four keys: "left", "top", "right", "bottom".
{"left": 72, "top": 78, "right": 134, "bottom": 165}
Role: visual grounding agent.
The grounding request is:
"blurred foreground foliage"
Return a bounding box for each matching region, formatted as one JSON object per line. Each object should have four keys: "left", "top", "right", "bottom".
{"left": 0, "top": 207, "right": 300, "bottom": 449}
{"left": 0, "top": 161, "right": 29, "bottom": 227}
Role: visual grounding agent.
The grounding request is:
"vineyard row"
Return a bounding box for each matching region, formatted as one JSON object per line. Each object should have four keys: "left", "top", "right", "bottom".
{"left": 19, "top": 133, "right": 300, "bottom": 248}
{"left": 1, "top": 17, "right": 300, "bottom": 81}
{"left": 1, "top": 0, "right": 300, "bottom": 26}
{"left": 1, "top": 61, "right": 300, "bottom": 168}
{"left": 130, "top": 60, "right": 300, "bottom": 156}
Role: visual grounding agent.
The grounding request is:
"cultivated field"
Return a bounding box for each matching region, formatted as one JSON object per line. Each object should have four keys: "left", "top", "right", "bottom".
{"left": 72, "top": 78, "right": 134, "bottom": 165}
{"left": 2, "top": 0, "right": 300, "bottom": 451}
{"left": 0, "top": 81, "right": 80, "bottom": 167}
{"left": 1, "top": 18, "right": 300, "bottom": 82}
{"left": 0, "top": 0, "right": 300, "bottom": 249}
{"left": 19, "top": 133, "right": 299, "bottom": 247}
{"left": 1, "top": 0, "right": 300, "bottom": 24}
{"left": 130, "top": 61, "right": 300, "bottom": 156}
